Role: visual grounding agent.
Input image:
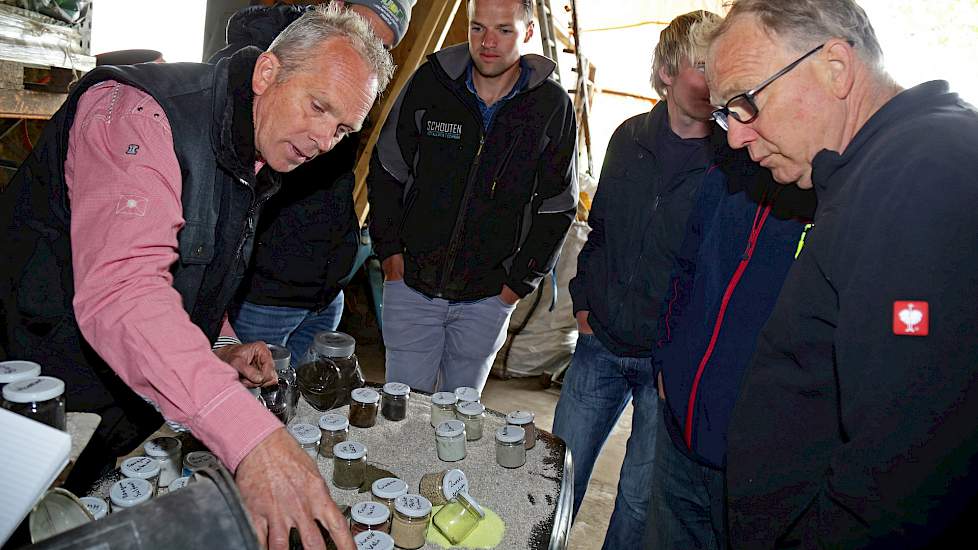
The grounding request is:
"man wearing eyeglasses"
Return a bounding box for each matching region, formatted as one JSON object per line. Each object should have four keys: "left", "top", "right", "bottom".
{"left": 705, "top": 1, "right": 978, "bottom": 548}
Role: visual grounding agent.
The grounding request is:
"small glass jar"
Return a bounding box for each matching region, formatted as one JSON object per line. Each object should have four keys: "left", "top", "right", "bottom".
{"left": 349, "top": 388, "right": 380, "bottom": 428}
{"left": 506, "top": 409, "right": 537, "bottom": 450}
{"left": 350, "top": 500, "right": 391, "bottom": 536}
{"left": 435, "top": 420, "right": 466, "bottom": 462}
{"left": 429, "top": 391, "right": 458, "bottom": 428}
{"left": 333, "top": 441, "right": 367, "bottom": 489}
{"left": 289, "top": 422, "right": 321, "bottom": 459}
{"left": 260, "top": 344, "right": 298, "bottom": 423}
{"left": 432, "top": 491, "right": 485, "bottom": 545}
{"left": 120, "top": 456, "right": 161, "bottom": 496}
{"left": 0, "top": 360, "right": 41, "bottom": 393}
{"left": 109, "top": 478, "right": 152, "bottom": 512}
{"left": 380, "top": 382, "right": 410, "bottom": 422}
{"left": 390, "top": 494, "right": 432, "bottom": 550}
{"left": 168, "top": 476, "right": 193, "bottom": 492}
{"left": 143, "top": 436, "right": 182, "bottom": 487}
{"left": 454, "top": 401, "right": 485, "bottom": 441}
{"left": 318, "top": 413, "right": 349, "bottom": 458}
{"left": 182, "top": 451, "right": 219, "bottom": 477}
{"left": 354, "top": 530, "right": 395, "bottom": 550}
{"left": 79, "top": 496, "right": 108, "bottom": 520}
{"left": 418, "top": 468, "right": 468, "bottom": 506}
{"left": 453, "top": 386, "right": 480, "bottom": 404}
{"left": 2, "top": 376, "right": 66, "bottom": 431}
{"left": 495, "top": 425, "right": 527, "bottom": 469}
{"left": 371, "top": 477, "right": 408, "bottom": 516}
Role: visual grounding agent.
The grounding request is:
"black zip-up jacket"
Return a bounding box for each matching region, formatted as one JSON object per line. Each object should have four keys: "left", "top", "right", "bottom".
{"left": 367, "top": 43, "right": 578, "bottom": 300}
{"left": 727, "top": 81, "right": 978, "bottom": 549}
{"left": 568, "top": 102, "right": 712, "bottom": 357}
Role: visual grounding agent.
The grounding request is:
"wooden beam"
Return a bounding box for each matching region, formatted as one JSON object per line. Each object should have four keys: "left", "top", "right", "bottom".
{"left": 352, "top": 0, "right": 464, "bottom": 226}
{"left": 0, "top": 88, "right": 67, "bottom": 119}
{"left": 0, "top": 5, "right": 94, "bottom": 72}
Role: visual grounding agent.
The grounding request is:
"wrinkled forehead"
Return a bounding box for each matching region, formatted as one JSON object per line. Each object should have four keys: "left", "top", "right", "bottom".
{"left": 706, "top": 18, "right": 783, "bottom": 105}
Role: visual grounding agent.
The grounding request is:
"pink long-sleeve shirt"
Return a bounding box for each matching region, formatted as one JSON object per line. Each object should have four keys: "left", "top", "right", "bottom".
{"left": 65, "top": 80, "right": 281, "bottom": 471}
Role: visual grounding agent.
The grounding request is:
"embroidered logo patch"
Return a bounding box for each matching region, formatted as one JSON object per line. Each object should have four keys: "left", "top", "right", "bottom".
{"left": 115, "top": 195, "right": 148, "bottom": 216}
{"left": 893, "top": 301, "right": 928, "bottom": 336}
{"left": 425, "top": 120, "right": 462, "bottom": 140}
{"left": 126, "top": 144, "right": 140, "bottom": 155}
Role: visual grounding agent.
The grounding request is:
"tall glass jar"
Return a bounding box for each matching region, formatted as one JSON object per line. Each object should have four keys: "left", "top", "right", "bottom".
{"left": 381, "top": 382, "right": 410, "bottom": 421}
{"left": 318, "top": 413, "right": 349, "bottom": 458}
{"left": 506, "top": 409, "right": 537, "bottom": 450}
{"left": 260, "top": 344, "right": 298, "bottom": 423}
{"left": 354, "top": 530, "right": 395, "bottom": 550}
{"left": 295, "top": 356, "right": 341, "bottom": 412}
{"left": 304, "top": 331, "right": 364, "bottom": 408}
{"left": 371, "top": 477, "right": 408, "bottom": 516}
{"left": 391, "top": 494, "right": 431, "bottom": 550}
{"left": 435, "top": 420, "right": 466, "bottom": 462}
{"left": 349, "top": 388, "right": 380, "bottom": 428}
{"left": 418, "top": 468, "right": 468, "bottom": 506}
{"left": 333, "top": 441, "right": 367, "bottom": 489}
{"left": 143, "top": 436, "right": 182, "bottom": 488}
{"left": 2, "top": 376, "right": 66, "bottom": 431}
{"left": 120, "top": 456, "right": 161, "bottom": 496}
{"left": 454, "top": 401, "right": 485, "bottom": 441}
{"left": 0, "top": 360, "right": 41, "bottom": 394}
{"left": 432, "top": 491, "right": 485, "bottom": 544}
{"left": 429, "top": 391, "right": 458, "bottom": 428}
{"left": 350, "top": 500, "right": 391, "bottom": 535}
{"left": 495, "top": 425, "right": 527, "bottom": 468}
{"left": 453, "top": 386, "right": 480, "bottom": 404}
{"left": 289, "top": 423, "right": 321, "bottom": 459}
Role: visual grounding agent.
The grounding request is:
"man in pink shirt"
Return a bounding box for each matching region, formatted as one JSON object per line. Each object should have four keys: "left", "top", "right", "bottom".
{"left": 1, "top": 6, "right": 391, "bottom": 550}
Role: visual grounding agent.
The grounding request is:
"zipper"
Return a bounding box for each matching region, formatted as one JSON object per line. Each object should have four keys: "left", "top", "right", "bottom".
{"left": 489, "top": 137, "right": 520, "bottom": 199}
{"left": 438, "top": 132, "right": 485, "bottom": 294}
{"left": 233, "top": 177, "right": 267, "bottom": 262}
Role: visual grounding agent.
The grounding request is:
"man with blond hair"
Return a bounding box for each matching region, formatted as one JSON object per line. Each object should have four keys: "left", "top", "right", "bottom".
{"left": 706, "top": 0, "right": 978, "bottom": 547}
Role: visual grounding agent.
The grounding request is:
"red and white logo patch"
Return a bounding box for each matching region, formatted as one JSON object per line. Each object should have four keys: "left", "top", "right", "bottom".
{"left": 893, "top": 301, "right": 928, "bottom": 336}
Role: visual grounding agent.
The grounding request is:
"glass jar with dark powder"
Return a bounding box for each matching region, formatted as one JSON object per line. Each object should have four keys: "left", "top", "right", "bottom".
{"left": 380, "top": 382, "right": 410, "bottom": 421}
{"left": 349, "top": 388, "right": 380, "bottom": 428}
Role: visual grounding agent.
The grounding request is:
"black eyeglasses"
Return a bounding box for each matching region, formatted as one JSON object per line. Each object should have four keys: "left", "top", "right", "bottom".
{"left": 712, "top": 41, "right": 850, "bottom": 130}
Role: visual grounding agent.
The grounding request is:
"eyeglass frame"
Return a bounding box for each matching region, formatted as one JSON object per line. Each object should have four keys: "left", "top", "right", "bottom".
{"left": 711, "top": 40, "right": 854, "bottom": 131}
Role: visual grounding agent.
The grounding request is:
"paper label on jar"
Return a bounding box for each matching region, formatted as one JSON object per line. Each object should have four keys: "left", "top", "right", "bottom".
{"left": 112, "top": 478, "right": 150, "bottom": 501}
{"left": 145, "top": 437, "right": 180, "bottom": 454}
{"left": 123, "top": 456, "right": 158, "bottom": 476}
{"left": 355, "top": 530, "right": 393, "bottom": 550}
{"left": 455, "top": 400, "right": 484, "bottom": 415}
{"left": 454, "top": 387, "right": 480, "bottom": 403}
{"left": 185, "top": 451, "right": 218, "bottom": 469}
{"left": 289, "top": 423, "right": 320, "bottom": 443}
{"left": 352, "top": 501, "right": 388, "bottom": 523}
{"left": 335, "top": 441, "right": 366, "bottom": 459}
{"left": 399, "top": 495, "right": 426, "bottom": 512}
{"left": 383, "top": 382, "right": 410, "bottom": 395}
{"left": 319, "top": 413, "right": 348, "bottom": 431}
{"left": 507, "top": 410, "right": 534, "bottom": 424}
{"left": 352, "top": 388, "right": 379, "bottom": 403}
{"left": 374, "top": 477, "right": 406, "bottom": 496}
{"left": 442, "top": 470, "right": 469, "bottom": 500}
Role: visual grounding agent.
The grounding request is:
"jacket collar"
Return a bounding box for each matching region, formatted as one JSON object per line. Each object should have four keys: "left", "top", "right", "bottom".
{"left": 211, "top": 46, "right": 265, "bottom": 187}
{"left": 431, "top": 42, "right": 556, "bottom": 92}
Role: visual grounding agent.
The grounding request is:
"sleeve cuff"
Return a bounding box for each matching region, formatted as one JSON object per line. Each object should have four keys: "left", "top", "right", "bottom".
{"left": 505, "top": 277, "right": 536, "bottom": 298}
{"left": 374, "top": 241, "right": 403, "bottom": 262}
{"left": 188, "top": 383, "right": 282, "bottom": 472}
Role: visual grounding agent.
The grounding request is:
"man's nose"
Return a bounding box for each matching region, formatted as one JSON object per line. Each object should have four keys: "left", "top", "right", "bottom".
{"left": 482, "top": 31, "right": 497, "bottom": 48}
{"left": 310, "top": 128, "right": 335, "bottom": 155}
{"left": 726, "top": 117, "right": 756, "bottom": 150}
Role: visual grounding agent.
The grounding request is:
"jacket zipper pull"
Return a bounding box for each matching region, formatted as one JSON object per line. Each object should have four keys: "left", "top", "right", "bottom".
{"left": 490, "top": 180, "right": 497, "bottom": 198}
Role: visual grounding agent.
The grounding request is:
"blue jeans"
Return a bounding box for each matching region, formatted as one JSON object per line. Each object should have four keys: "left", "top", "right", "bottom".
{"left": 230, "top": 292, "right": 344, "bottom": 366}
{"left": 551, "top": 332, "right": 660, "bottom": 550}
{"left": 645, "top": 404, "right": 727, "bottom": 549}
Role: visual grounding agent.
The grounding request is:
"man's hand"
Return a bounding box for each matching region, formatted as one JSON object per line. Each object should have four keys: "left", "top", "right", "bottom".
{"left": 499, "top": 285, "right": 520, "bottom": 306}
{"left": 214, "top": 342, "right": 277, "bottom": 388}
{"left": 237, "top": 428, "right": 354, "bottom": 550}
{"left": 576, "top": 310, "right": 593, "bottom": 335}
{"left": 382, "top": 254, "right": 404, "bottom": 282}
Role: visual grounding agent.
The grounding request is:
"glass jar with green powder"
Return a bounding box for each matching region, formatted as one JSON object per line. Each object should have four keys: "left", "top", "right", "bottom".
{"left": 432, "top": 491, "right": 485, "bottom": 544}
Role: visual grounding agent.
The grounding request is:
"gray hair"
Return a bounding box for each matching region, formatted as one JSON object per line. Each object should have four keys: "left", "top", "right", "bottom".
{"left": 652, "top": 11, "right": 722, "bottom": 99}
{"left": 267, "top": 3, "right": 394, "bottom": 94}
{"left": 712, "top": 0, "right": 885, "bottom": 71}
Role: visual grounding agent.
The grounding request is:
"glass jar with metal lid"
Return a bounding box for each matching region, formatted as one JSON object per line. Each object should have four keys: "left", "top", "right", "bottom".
{"left": 390, "top": 494, "right": 431, "bottom": 550}
{"left": 289, "top": 423, "right": 321, "bottom": 459}
{"left": 333, "top": 441, "right": 367, "bottom": 489}
{"left": 435, "top": 420, "right": 466, "bottom": 462}
{"left": 79, "top": 496, "right": 109, "bottom": 520}
{"left": 506, "top": 409, "right": 537, "bottom": 450}
{"left": 433, "top": 491, "right": 485, "bottom": 545}
{"left": 381, "top": 382, "right": 410, "bottom": 421}
{"left": 121, "top": 456, "right": 161, "bottom": 496}
{"left": 109, "top": 478, "right": 153, "bottom": 512}
{"left": 429, "top": 391, "right": 458, "bottom": 428}
{"left": 2, "top": 376, "right": 66, "bottom": 431}
{"left": 143, "top": 436, "right": 182, "bottom": 487}
{"left": 260, "top": 344, "right": 298, "bottom": 423}
{"left": 453, "top": 386, "right": 480, "bottom": 404}
{"left": 182, "top": 451, "right": 219, "bottom": 477}
{"left": 371, "top": 477, "right": 408, "bottom": 515}
{"left": 418, "top": 468, "right": 469, "bottom": 506}
{"left": 349, "top": 388, "right": 380, "bottom": 428}
{"left": 318, "top": 413, "right": 349, "bottom": 458}
{"left": 0, "top": 360, "right": 41, "bottom": 393}
{"left": 350, "top": 500, "right": 391, "bottom": 535}
{"left": 495, "top": 425, "right": 527, "bottom": 469}
{"left": 305, "top": 331, "right": 364, "bottom": 408}
{"left": 354, "top": 530, "right": 395, "bottom": 550}
{"left": 454, "top": 400, "right": 485, "bottom": 441}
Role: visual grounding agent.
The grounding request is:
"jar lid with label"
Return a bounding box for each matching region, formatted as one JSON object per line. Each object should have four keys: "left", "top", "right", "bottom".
{"left": 394, "top": 494, "right": 432, "bottom": 518}
{"left": 2, "top": 376, "right": 64, "bottom": 403}
{"left": 354, "top": 530, "right": 395, "bottom": 550}
{"left": 319, "top": 413, "right": 349, "bottom": 431}
{"left": 121, "top": 456, "right": 160, "bottom": 479}
{"left": 109, "top": 478, "right": 153, "bottom": 508}
{"left": 183, "top": 451, "right": 219, "bottom": 471}
{"left": 289, "top": 423, "right": 321, "bottom": 445}
{"left": 382, "top": 382, "right": 410, "bottom": 396}
{"left": 496, "top": 425, "right": 526, "bottom": 444}
{"left": 334, "top": 441, "right": 367, "bottom": 460}
{"left": 436, "top": 420, "right": 465, "bottom": 438}
{"left": 455, "top": 400, "right": 485, "bottom": 416}
{"left": 453, "top": 386, "right": 480, "bottom": 403}
{"left": 312, "top": 331, "right": 356, "bottom": 358}
{"left": 506, "top": 410, "right": 535, "bottom": 425}
{"left": 371, "top": 477, "right": 408, "bottom": 500}
{"left": 144, "top": 436, "right": 181, "bottom": 457}
{"left": 431, "top": 392, "right": 458, "bottom": 406}
{"left": 79, "top": 496, "right": 108, "bottom": 520}
{"left": 441, "top": 469, "right": 468, "bottom": 501}
{"left": 351, "top": 501, "right": 390, "bottom": 525}
{"left": 169, "top": 476, "right": 193, "bottom": 491}
{"left": 0, "top": 360, "right": 41, "bottom": 384}
{"left": 351, "top": 388, "right": 380, "bottom": 404}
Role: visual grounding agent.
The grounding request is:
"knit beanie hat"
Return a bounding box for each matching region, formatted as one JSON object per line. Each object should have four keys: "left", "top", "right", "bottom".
{"left": 345, "top": 0, "right": 416, "bottom": 47}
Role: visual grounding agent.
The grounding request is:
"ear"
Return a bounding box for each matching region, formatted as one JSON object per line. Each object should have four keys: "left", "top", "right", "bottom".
{"left": 252, "top": 52, "right": 281, "bottom": 97}
{"left": 523, "top": 19, "right": 534, "bottom": 44}
{"left": 658, "top": 65, "right": 674, "bottom": 88}
{"left": 821, "top": 38, "right": 856, "bottom": 100}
